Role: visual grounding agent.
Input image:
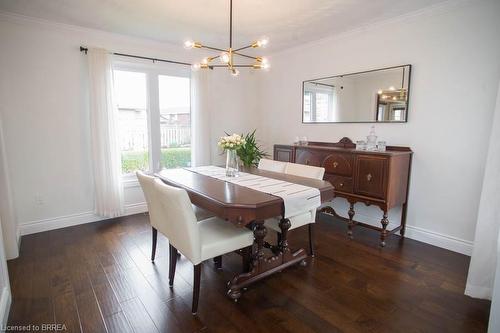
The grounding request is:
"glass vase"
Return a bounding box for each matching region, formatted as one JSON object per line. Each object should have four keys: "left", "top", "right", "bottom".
{"left": 225, "top": 149, "right": 239, "bottom": 177}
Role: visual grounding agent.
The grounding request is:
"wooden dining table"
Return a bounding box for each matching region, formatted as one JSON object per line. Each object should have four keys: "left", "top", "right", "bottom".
{"left": 156, "top": 166, "right": 334, "bottom": 301}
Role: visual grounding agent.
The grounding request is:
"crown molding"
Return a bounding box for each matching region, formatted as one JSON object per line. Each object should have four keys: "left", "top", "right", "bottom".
{"left": 0, "top": 10, "right": 181, "bottom": 52}
{"left": 269, "top": 0, "right": 473, "bottom": 57}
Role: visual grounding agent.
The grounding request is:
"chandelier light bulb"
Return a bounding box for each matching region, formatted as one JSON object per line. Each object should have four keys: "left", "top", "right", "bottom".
{"left": 262, "top": 62, "right": 271, "bottom": 70}
{"left": 201, "top": 57, "right": 210, "bottom": 65}
{"left": 191, "top": 63, "right": 201, "bottom": 71}
{"left": 377, "top": 89, "right": 383, "bottom": 94}
{"left": 257, "top": 37, "right": 269, "bottom": 47}
{"left": 389, "top": 86, "right": 396, "bottom": 91}
{"left": 220, "top": 52, "right": 230, "bottom": 64}
{"left": 184, "top": 40, "right": 195, "bottom": 49}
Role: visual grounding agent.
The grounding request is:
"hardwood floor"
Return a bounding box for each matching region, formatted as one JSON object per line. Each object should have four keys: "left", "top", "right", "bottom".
{"left": 7, "top": 213, "right": 490, "bottom": 332}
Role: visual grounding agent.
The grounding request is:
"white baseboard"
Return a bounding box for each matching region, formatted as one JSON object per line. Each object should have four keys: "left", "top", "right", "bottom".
{"left": 18, "top": 203, "right": 148, "bottom": 236}
{"left": 0, "top": 286, "right": 11, "bottom": 329}
{"left": 323, "top": 208, "right": 473, "bottom": 256}
{"left": 404, "top": 225, "right": 473, "bottom": 256}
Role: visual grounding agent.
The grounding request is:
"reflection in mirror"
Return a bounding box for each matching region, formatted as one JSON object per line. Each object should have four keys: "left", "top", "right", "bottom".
{"left": 302, "top": 65, "right": 411, "bottom": 123}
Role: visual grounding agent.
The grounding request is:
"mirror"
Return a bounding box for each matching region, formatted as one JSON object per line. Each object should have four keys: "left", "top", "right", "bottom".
{"left": 302, "top": 65, "right": 411, "bottom": 123}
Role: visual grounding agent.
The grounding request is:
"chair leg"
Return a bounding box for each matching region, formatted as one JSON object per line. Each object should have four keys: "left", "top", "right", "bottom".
{"left": 151, "top": 227, "right": 158, "bottom": 261}
{"left": 308, "top": 224, "right": 315, "bottom": 257}
{"left": 192, "top": 263, "right": 202, "bottom": 315}
{"left": 213, "top": 256, "right": 222, "bottom": 270}
{"left": 169, "top": 244, "right": 178, "bottom": 287}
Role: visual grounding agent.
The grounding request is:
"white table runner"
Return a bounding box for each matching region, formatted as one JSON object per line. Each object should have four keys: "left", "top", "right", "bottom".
{"left": 188, "top": 166, "right": 321, "bottom": 219}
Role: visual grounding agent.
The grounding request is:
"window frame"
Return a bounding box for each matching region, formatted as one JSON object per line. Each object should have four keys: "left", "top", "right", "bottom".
{"left": 112, "top": 59, "right": 191, "bottom": 187}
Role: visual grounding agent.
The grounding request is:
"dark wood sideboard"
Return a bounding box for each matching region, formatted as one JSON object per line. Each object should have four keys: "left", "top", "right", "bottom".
{"left": 274, "top": 138, "right": 413, "bottom": 246}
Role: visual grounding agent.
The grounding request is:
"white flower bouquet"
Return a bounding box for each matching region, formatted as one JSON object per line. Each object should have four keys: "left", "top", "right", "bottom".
{"left": 218, "top": 133, "right": 246, "bottom": 151}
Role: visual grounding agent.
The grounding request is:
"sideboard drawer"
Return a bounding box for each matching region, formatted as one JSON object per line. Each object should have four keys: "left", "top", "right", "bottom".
{"left": 295, "top": 148, "right": 323, "bottom": 166}
{"left": 354, "top": 155, "right": 388, "bottom": 199}
{"left": 324, "top": 174, "right": 353, "bottom": 193}
{"left": 322, "top": 153, "right": 353, "bottom": 176}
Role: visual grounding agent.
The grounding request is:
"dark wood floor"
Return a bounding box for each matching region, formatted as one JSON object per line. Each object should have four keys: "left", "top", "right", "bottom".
{"left": 7, "top": 213, "right": 490, "bottom": 333}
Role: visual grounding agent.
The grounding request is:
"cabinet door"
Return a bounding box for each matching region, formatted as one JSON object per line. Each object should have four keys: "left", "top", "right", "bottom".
{"left": 274, "top": 147, "right": 293, "bottom": 162}
{"left": 354, "top": 155, "right": 388, "bottom": 199}
{"left": 295, "top": 148, "right": 323, "bottom": 166}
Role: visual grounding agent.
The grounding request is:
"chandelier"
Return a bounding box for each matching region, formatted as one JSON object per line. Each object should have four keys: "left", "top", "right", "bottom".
{"left": 183, "top": 0, "right": 270, "bottom": 76}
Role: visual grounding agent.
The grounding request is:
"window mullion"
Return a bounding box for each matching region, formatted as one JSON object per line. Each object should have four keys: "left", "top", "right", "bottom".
{"left": 148, "top": 71, "right": 161, "bottom": 172}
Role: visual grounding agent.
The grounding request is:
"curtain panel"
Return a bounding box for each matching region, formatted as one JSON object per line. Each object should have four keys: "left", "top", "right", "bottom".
{"left": 465, "top": 81, "right": 500, "bottom": 300}
{"left": 87, "top": 48, "right": 124, "bottom": 218}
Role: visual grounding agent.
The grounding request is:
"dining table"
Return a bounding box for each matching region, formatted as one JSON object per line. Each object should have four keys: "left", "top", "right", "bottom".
{"left": 156, "top": 166, "right": 334, "bottom": 301}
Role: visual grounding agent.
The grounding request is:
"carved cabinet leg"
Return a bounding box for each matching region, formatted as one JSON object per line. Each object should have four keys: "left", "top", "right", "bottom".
{"left": 278, "top": 218, "right": 291, "bottom": 253}
{"left": 380, "top": 212, "right": 389, "bottom": 247}
{"left": 347, "top": 202, "right": 355, "bottom": 239}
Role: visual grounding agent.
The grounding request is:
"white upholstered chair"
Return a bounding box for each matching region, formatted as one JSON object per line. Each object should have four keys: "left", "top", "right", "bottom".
{"left": 137, "top": 172, "right": 254, "bottom": 314}
{"left": 284, "top": 162, "right": 325, "bottom": 180}
{"left": 258, "top": 158, "right": 287, "bottom": 173}
{"left": 264, "top": 162, "right": 325, "bottom": 256}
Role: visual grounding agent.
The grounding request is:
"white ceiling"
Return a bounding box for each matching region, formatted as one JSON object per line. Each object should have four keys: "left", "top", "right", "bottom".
{"left": 0, "top": 0, "right": 448, "bottom": 52}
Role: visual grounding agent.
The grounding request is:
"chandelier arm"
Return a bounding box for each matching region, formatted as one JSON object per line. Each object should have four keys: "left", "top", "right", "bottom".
{"left": 233, "top": 44, "right": 253, "bottom": 52}
{"left": 201, "top": 45, "right": 227, "bottom": 53}
{"left": 233, "top": 52, "right": 258, "bottom": 60}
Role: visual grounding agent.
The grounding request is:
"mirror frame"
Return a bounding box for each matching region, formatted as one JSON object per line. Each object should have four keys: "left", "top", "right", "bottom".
{"left": 302, "top": 64, "right": 412, "bottom": 124}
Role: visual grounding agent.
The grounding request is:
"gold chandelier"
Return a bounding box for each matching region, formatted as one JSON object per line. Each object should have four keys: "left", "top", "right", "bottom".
{"left": 183, "top": 0, "right": 270, "bottom": 76}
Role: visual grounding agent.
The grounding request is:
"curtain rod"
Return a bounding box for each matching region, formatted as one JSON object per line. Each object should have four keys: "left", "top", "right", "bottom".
{"left": 79, "top": 46, "right": 192, "bottom": 67}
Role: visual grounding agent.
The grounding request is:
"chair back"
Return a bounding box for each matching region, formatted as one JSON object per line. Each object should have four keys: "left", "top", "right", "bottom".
{"left": 285, "top": 162, "right": 325, "bottom": 180}
{"left": 258, "top": 158, "right": 287, "bottom": 173}
{"left": 153, "top": 179, "right": 201, "bottom": 264}
{"left": 137, "top": 171, "right": 162, "bottom": 228}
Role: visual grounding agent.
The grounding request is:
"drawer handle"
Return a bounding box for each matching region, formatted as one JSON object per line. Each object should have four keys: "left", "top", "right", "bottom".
{"left": 333, "top": 161, "right": 338, "bottom": 168}
{"left": 366, "top": 173, "right": 372, "bottom": 182}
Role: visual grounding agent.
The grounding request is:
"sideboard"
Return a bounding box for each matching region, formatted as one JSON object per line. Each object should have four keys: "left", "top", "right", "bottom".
{"left": 274, "top": 138, "right": 413, "bottom": 246}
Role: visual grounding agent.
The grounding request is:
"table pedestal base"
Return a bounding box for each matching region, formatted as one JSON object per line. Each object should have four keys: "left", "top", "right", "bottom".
{"left": 227, "top": 220, "right": 308, "bottom": 301}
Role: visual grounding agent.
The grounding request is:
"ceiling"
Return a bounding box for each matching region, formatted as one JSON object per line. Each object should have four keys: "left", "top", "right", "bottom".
{"left": 0, "top": 0, "right": 448, "bottom": 52}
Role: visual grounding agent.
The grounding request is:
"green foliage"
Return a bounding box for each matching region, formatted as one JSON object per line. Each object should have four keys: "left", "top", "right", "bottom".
{"left": 237, "top": 130, "right": 268, "bottom": 167}
{"left": 121, "top": 147, "right": 191, "bottom": 173}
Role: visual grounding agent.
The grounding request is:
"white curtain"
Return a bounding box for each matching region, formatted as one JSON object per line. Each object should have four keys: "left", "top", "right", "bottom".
{"left": 191, "top": 70, "right": 212, "bottom": 166}
{"left": 465, "top": 81, "right": 500, "bottom": 300}
{"left": 87, "top": 48, "right": 124, "bottom": 218}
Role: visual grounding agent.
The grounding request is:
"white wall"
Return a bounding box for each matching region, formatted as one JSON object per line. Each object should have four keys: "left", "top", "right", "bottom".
{"left": 0, "top": 13, "right": 259, "bottom": 236}
{"left": 257, "top": 0, "right": 500, "bottom": 254}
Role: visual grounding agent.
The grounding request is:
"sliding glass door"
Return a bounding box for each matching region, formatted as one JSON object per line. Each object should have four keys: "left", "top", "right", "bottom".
{"left": 112, "top": 62, "right": 191, "bottom": 181}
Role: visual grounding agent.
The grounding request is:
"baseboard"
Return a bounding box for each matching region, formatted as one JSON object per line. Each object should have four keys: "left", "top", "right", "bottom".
{"left": 0, "top": 286, "right": 11, "bottom": 329}
{"left": 404, "top": 225, "right": 473, "bottom": 256}
{"left": 18, "top": 203, "right": 148, "bottom": 236}
{"left": 324, "top": 208, "right": 473, "bottom": 256}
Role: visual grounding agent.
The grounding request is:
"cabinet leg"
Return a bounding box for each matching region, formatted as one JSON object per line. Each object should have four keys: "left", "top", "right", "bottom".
{"left": 400, "top": 202, "right": 408, "bottom": 237}
{"left": 347, "top": 203, "right": 355, "bottom": 239}
{"left": 278, "top": 218, "right": 291, "bottom": 253}
{"left": 380, "top": 212, "right": 389, "bottom": 247}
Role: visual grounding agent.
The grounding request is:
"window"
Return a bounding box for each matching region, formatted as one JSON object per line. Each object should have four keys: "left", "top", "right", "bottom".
{"left": 113, "top": 63, "right": 191, "bottom": 177}
{"left": 114, "top": 70, "right": 149, "bottom": 174}
{"left": 159, "top": 75, "right": 191, "bottom": 169}
{"left": 303, "top": 84, "right": 336, "bottom": 122}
